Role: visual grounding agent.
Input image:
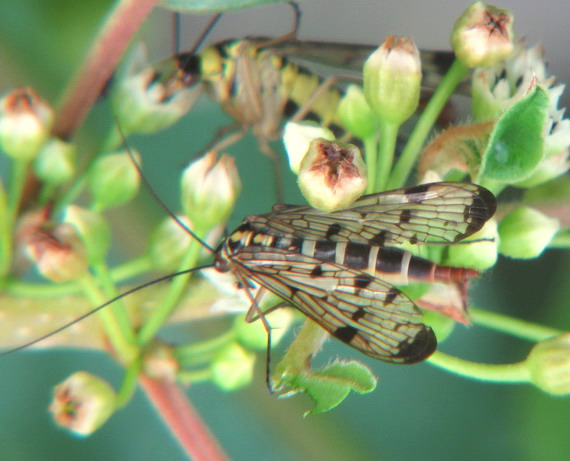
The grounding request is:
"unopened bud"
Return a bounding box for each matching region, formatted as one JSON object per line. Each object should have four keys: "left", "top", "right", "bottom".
{"left": 363, "top": 35, "right": 421, "bottom": 125}
{"left": 498, "top": 206, "right": 559, "bottom": 258}
{"left": 234, "top": 309, "right": 294, "bottom": 351}
{"left": 527, "top": 334, "right": 570, "bottom": 396}
{"left": 143, "top": 341, "right": 179, "bottom": 381}
{"left": 88, "top": 151, "right": 141, "bottom": 211}
{"left": 24, "top": 222, "right": 88, "bottom": 283}
{"left": 210, "top": 342, "right": 255, "bottom": 391}
{"left": 337, "top": 85, "right": 378, "bottom": 139}
{"left": 298, "top": 139, "right": 367, "bottom": 212}
{"left": 63, "top": 205, "right": 111, "bottom": 266}
{"left": 112, "top": 44, "right": 199, "bottom": 135}
{"left": 451, "top": 2, "right": 514, "bottom": 68}
{"left": 446, "top": 218, "right": 498, "bottom": 270}
{"left": 283, "top": 121, "right": 335, "bottom": 174}
{"left": 181, "top": 152, "right": 241, "bottom": 231}
{"left": 34, "top": 138, "right": 76, "bottom": 186}
{"left": 0, "top": 88, "right": 53, "bottom": 160}
{"left": 50, "top": 371, "right": 117, "bottom": 436}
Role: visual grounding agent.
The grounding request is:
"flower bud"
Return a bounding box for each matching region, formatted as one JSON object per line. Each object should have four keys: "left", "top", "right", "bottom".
{"left": 88, "top": 151, "right": 141, "bottom": 211}
{"left": 283, "top": 121, "right": 335, "bottom": 174}
{"left": 112, "top": 44, "right": 200, "bottom": 135}
{"left": 63, "top": 205, "right": 111, "bottom": 266}
{"left": 149, "top": 215, "right": 193, "bottom": 271}
{"left": 50, "top": 371, "right": 117, "bottom": 436}
{"left": 498, "top": 206, "right": 559, "bottom": 258}
{"left": 337, "top": 85, "right": 378, "bottom": 139}
{"left": 234, "top": 309, "right": 294, "bottom": 351}
{"left": 297, "top": 139, "right": 367, "bottom": 212}
{"left": 527, "top": 334, "right": 570, "bottom": 396}
{"left": 210, "top": 342, "right": 255, "bottom": 391}
{"left": 181, "top": 152, "right": 241, "bottom": 231}
{"left": 446, "top": 218, "right": 498, "bottom": 270}
{"left": 24, "top": 221, "right": 89, "bottom": 283}
{"left": 142, "top": 341, "right": 179, "bottom": 382}
{"left": 451, "top": 2, "right": 514, "bottom": 68}
{"left": 34, "top": 138, "right": 76, "bottom": 186}
{"left": 0, "top": 87, "right": 53, "bottom": 160}
{"left": 363, "top": 35, "right": 421, "bottom": 125}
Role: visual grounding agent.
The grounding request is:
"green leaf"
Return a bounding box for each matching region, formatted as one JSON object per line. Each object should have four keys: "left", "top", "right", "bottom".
{"left": 479, "top": 85, "right": 549, "bottom": 182}
{"left": 159, "top": 0, "right": 285, "bottom": 13}
{"left": 278, "top": 360, "right": 377, "bottom": 414}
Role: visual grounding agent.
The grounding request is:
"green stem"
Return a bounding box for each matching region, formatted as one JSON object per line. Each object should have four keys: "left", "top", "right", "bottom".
{"left": 178, "top": 369, "right": 213, "bottom": 384}
{"left": 428, "top": 351, "right": 530, "bottom": 383}
{"left": 92, "top": 262, "right": 136, "bottom": 344}
{"left": 176, "top": 330, "right": 235, "bottom": 365}
{"left": 364, "top": 135, "right": 378, "bottom": 194}
{"left": 137, "top": 240, "right": 202, "bottom": 346}
{"left": 6, "top": 254, "right": 153, "bottom": 298}
{"left": 375, "top": 120, "right": 399, "bottom": 192}
{"left": 116, "top": 357, "right": 142, "bottom": 407}
{"left": 78, "top": 273, "right": 138, "bottom": 363}
{"left": 388, "top": 59, "right": 470, "bottom": 189}
{"left": 0, "top": 181, "right": 10, "bottom": 281}
{"left": 0, "top": 159, "right": 30, "bottom": 280}
{"left": 470, "top": 307, "right": 563, "bottom": 342}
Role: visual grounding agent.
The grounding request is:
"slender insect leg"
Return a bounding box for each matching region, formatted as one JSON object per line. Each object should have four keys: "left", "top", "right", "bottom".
{"left": 197, "top": 123, "right": 247, "bottom": 155}
{"left": 240, "top": 282, "right": 277, "bottom": 391}
{"left": 255, "top": 2, "right": 301, "bottom": 50}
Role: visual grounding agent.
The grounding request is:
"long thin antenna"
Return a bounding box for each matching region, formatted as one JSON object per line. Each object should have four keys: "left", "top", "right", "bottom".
{"left": 188, "top": 13, "right": 223, "bottom": 55}
{"left": 0, "top": 264, "right": 213, "bottom": 357}
{"left": 117, "top": 122, "right": 215, "bottom": 253}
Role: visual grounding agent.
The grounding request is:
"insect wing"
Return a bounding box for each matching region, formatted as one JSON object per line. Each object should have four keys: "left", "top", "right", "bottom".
{"left": 234, "top": 248, "right": 437, "bottom": 364}
{"left": 249, "top": 182, "right": 496, "bottom": 246}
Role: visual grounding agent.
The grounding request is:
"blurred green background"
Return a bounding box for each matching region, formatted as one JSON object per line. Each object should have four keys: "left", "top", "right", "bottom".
{"left": 1, "top": 1, "right": 569, "bottom": 460}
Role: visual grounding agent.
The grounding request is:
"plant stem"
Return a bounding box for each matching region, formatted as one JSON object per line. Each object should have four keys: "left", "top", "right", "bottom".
{"left": 137, "top": 240, "right": 202, "bottom": 346}
{"left": 388, "top": 59, "right": 470, "bottom": 189}
{"left": 78, "top": 273, "right": 137, "bottom": 364}
{"left": 140, "top": 376, "right": 229, "bottom": 461}
{"left": 428, "top": 351, "right": 530, "bottom": 383}
{"left": 470, "top": 307, "right": 563, "bottom": 342}
{"left": 375, "top": 120, "right": 398, "bottom": 191}
{"left": 364, "top": 135, "right": 378, "bottom": 194}
{"left": 53, "top": 0, "right": 158, "bottom": 140}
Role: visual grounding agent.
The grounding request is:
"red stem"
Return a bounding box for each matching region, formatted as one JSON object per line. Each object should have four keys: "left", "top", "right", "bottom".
{"left": 53, "top": 0, "right": 158, "bottom": 140}
{"left": 139, "top": 375, "right": 230, "bottom": 461}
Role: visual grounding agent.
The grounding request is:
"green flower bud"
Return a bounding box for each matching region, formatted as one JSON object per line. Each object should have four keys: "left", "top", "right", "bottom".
{"left": 498, "top": 206, "right": 559, "bottom": 259}
{"left": 142, "top": 341, "right": 179, "bottom": 382}
{"left": 210, "top": 342, "right": 255, "bottom": 391}
{"left": 283, "top": 121, "right": 335, "bottom": 174}
{"left": 337, "top": 85, "right": 378, "bottom": 139}
{"left": 363, "top": 35, "right": 421, "bottom": 125}
{"left": 149, "top": 215, "right": 193, "bottom": 271}
{"left": 234, "top": 308, "right": 294, "bottom": 351}
{"left": 88, "top": 151, "right": 141, "bottom": 211}
{"left": 181, "top": 152, "right": 241, "bottom": 231}
{"left": 0, "top": 87, "right": 53, "bottom": 160}
{"left": 451, "top": 2, "right": 514, "bottom": 68}
{"left": 112, "top": 44, "right": 200, "bottom": 135}
{"left": 297, "top": 139, "right": 367, "bottom": 212}
{"left": 446, "top": 218, "right": 498, "bottom": 270}
{"left": 50, "top": 371, "right": 117, "bottom": 436}
{"left": 63, "top": 205, "right": 111, "bottom": 265}
{"left": 34, "top": 138, "right": 76, "bottom": 186}
{"left": 527, "top": 334, "right": 570, "bottom": 396}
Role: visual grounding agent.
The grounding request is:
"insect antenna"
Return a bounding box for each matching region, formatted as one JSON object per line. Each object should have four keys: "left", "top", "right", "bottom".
{"left": 0, "top": 264, "right": 213, "bottom": 358}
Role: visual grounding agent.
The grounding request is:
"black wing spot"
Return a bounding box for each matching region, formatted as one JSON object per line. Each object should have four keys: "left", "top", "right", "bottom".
{"left": 384, "top": 291, "right": 398, "bottom": 306}
{"left": 355, "top": 274, "right": 373, "bottom": 289}
{"left": 332, "top": 326, "right": 358, "bottom": 343}
{"left": 397, "top": 327, "right": 437, "bottom": 364}
{"left": 400, "top": 209, "right": 413, "bottom": 224}
{"left": 371, "top": 231, "right": 387, "bottom": 246}
{"left": 310, "top": 265, "right": 323, "bottom": 277}
{"left": 325, "top": 223, "right": 342, "bottom": 239}
{"left": 352, "top": 308, "right": 366, "bottom": 321}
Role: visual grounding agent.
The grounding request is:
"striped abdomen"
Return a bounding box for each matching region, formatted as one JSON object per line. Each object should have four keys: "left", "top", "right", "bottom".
{"left": 226, "top": 227, "right": 478, "bottom": 285}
